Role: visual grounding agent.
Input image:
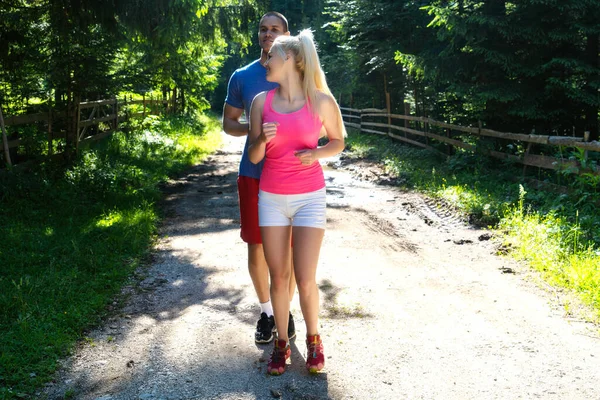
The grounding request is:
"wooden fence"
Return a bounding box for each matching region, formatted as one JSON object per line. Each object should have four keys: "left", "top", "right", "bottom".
{"left": 0, "top": 95, "right": 167, "bottom": 167}
{"left": 340, "top": 106, "right": 600, "bottom": 177}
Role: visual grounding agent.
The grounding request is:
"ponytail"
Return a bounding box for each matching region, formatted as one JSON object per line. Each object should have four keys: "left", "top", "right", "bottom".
{"left": 272, "top": 29, "right": 333, "bottom": 114}
{"left": 297, "top": 29, "right": 332, "bottom": 111}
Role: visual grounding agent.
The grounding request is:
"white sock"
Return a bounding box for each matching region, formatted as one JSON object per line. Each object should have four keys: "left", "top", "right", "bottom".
{"left": 260, "top": 300, "right": 274, "bottom": 317}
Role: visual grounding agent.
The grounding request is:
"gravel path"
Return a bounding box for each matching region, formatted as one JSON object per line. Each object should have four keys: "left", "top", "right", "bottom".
{"left": 44, "top": 133, "right": 600, "bottom": 400}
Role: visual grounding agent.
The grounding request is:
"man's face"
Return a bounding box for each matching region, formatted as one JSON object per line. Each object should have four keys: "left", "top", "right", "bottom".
{"left": 258, "top": 16, "right": 287, "bottom": 52}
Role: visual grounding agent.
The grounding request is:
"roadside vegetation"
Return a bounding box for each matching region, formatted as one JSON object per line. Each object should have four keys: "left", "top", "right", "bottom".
{"left": 344, "top": 129, "right": 600, "bottom": 322}
{"left": 0, "top": 114, "right": 222, "bottom": 399}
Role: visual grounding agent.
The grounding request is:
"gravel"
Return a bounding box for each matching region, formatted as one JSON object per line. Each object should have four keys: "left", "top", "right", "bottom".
{"left": 43, "top": 133, "right": 600, "bottom": 400}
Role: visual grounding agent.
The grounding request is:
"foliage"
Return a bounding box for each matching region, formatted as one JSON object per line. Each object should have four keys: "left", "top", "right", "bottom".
{"left": 0, "top": 113, "right": 222, "bottom": 399}
{"left": 501, "top": 193, "right": 600, "bottom": 317}
{"left": 1, "top": 0, "right": 259, "bottom": 113}
{"left": 397, "top": 0, "right": 600, "bottom": 137}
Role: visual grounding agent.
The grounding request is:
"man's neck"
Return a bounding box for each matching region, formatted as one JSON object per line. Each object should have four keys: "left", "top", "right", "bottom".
{"left": 259, "top": 50, "right": 268, "bottom": 65}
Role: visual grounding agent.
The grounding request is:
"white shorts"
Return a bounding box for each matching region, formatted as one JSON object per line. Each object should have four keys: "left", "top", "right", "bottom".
{"left": 258, "top": 188, "right": 326, "bottom": 229}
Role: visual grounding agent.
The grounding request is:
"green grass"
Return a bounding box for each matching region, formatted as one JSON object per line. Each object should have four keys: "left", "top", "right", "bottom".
{"left": 0, "top": 112, "right": 222, "bottom": 399}
{"left": 345, "top": 128, "right": 600, "bottom": 320}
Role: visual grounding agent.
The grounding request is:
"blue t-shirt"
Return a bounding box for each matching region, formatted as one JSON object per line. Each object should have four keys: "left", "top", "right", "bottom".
{"left": 225, "top": 59, "right": 279, "bottom": 179}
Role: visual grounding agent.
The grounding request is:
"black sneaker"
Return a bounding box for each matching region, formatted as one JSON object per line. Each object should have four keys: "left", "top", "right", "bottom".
{"left": 288, "top": 312, "right": 296, "bottom": 340}
{"left": 255, "top": 312, "right": 275, "bottom": 344}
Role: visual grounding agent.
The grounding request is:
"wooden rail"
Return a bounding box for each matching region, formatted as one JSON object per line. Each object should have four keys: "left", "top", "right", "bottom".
{"left": 341, "top": 106, "right": 600, "bottom": 176}
{"left": 1, "top": 97, "right": 169, "bottom": 165}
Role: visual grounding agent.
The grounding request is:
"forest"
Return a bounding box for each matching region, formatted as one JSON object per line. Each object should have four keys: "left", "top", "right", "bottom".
{"left": 2, "top": 0, "right": 598, "bottom": 143}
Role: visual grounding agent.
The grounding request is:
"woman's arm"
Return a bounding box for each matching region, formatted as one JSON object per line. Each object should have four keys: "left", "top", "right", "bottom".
{"left": 294, "top": 93, "right": 346, "bottom": 165}
{"left": 247, "top": 92, "right": 274, "bottom": 164}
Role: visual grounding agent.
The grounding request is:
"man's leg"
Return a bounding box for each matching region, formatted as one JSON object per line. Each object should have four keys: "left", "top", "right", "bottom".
{"left": 239, "top": 176, "right": 275, "bottom": 343}
{"left": 248, "top": 243, "right": 269, "bottom": 304}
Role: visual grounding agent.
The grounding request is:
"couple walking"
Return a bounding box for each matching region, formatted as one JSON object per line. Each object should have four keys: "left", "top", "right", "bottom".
{"left": 222, "top": 11, "right": 345, "bottom": 375}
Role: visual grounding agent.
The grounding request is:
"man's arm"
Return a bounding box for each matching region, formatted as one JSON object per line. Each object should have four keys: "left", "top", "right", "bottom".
{"left": 222, "top": 103, "right": 249, "bottom": 137}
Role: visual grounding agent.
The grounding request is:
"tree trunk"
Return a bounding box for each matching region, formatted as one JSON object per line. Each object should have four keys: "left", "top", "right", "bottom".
{"left": 0, "top": 105, "right": 12, "bottom": 166}
{"left": 585, "top": 33, "right": 599, "bottom": 141}
{"left": 65, "top": 84, "right": 76, "bottom": 151}
{"left": 181, "top": 89, "right": 186, "bottom": 114}
{"left": 172, "top": 87, "right": 177, "bottom": 114}
{"left": 162, "top": 86, "right": 168, "bottom": 113}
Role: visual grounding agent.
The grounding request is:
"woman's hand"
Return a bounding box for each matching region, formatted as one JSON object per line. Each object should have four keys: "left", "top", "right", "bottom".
{"left": 294, "top": 149, "right": 317, "bottom": 165}
{"left": 260, "top": 122, "right": 279, "bottom": 143}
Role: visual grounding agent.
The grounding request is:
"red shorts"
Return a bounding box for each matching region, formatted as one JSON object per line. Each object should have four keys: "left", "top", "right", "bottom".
{"left": 237, "top": 176, "right": 262, "bottom": 244}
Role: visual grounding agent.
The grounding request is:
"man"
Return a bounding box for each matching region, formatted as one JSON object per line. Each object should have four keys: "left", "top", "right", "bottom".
{"left": 222, "top": 11, "right": 296, "bottom": 344}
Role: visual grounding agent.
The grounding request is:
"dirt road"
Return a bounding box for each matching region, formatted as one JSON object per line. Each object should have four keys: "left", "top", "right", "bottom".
{"left": 45, "top": 133, "right": 600, "bottom": 400}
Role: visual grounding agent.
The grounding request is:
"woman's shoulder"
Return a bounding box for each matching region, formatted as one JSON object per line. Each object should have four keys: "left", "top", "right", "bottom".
{"left": 251, "top": 91, "right": 269, "bottom": 108}
{"left": 314, "top": 90, "right": 334, "bottom": 103}
{"left": 314, "top": 91, "right": 337, "bottom": 114}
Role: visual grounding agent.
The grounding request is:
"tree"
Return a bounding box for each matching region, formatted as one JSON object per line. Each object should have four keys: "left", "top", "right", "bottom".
{"left": 399, "top": 0, "right": 600, "bottom": 137}
{"left": 1, "top": 0, "right": 260, "bottom": 113}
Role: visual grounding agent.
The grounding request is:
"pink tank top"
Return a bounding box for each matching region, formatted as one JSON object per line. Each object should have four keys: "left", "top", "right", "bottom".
{"left": 260, "top": 89, "right": 325, "bottom": 195}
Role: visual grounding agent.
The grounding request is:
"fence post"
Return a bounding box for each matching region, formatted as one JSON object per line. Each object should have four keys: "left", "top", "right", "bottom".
{"left": 114, "top": 97, "right": 118, "bottom": 131}
{"left": 385, "top": 91, "right": 391, "bottom": 136}
{"left": 522, "top": 128, "right": 537, "bottom": 177}
{"left": 0, "top": 105, "right": 12, "bottom": 166}
{"left": 359, "top": 109, "right": 363, "bottom": 134}
{"left": 403, "top": 102, "right": 410, "bottom": 132}
{"left": 477, "top": 120, "right": 483, "bottom": 155}
{"left": 75, "top": 98, "right": 81, "bottom": 154}
{"left": 584, "top": 131, "right": 590, "bottom": 162}
{"left": 424, "top": 115, "right": 429, "bottom": 148}
{"left": 522, "top": 142, "right": 532, "bottom": 177}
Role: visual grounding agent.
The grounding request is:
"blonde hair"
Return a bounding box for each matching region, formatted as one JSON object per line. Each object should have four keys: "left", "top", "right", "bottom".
{"left": 272, "top": 29, "right": 332, "bottom": 112}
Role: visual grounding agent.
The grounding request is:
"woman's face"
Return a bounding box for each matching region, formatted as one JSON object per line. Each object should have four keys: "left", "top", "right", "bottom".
{"left": 265, "top": 45, "right": 287, "bottom": 83}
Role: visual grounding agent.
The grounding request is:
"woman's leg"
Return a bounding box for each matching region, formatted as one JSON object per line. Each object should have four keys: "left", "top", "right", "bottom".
{"left": 261, "top": 226, "right": 292, "bottom": 342}
{"left": 292, "top": 226, "right": 325, "bottom": 336}
{"left": 289, "top": 253, "right": 296, "bottom": 302}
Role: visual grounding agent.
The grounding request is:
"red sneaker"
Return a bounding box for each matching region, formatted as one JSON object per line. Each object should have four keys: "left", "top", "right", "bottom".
{"left": 306, "top": 334, "right": 325, "bottom": 373}
{"left": 267, "top": 339, "right": 291, "bottom": 375}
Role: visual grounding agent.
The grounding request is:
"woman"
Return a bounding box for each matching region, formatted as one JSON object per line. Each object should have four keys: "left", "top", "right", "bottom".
{"left": 248, "top": 29, "right": 346, "bottom": 375}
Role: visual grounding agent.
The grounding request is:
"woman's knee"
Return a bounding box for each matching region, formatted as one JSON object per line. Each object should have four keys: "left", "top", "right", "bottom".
{"left": 270, "top": 268, "right": 291, "bottom": 289}
{"left": 295, "top": 277, "right": 316, "bottom": 294}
